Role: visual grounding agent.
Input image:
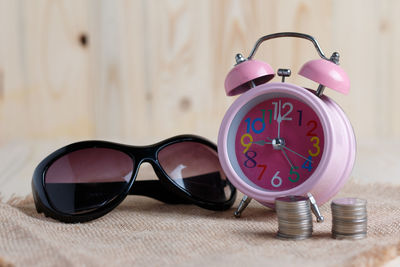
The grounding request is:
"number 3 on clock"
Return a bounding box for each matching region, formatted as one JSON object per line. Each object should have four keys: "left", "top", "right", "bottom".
{"left": 308, "top": 136, "right": 320, "bottom": 157}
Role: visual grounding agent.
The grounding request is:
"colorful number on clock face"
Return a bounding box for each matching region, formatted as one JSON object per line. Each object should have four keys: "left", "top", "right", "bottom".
{"left": 234, "top": 97, "right": 324, "bottom": 191}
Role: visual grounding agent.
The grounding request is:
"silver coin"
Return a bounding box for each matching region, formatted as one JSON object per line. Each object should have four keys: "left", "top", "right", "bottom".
{"left": 331, "top": 205, "right": 367, "bottom": 211}
{"left": 277, "top": 214, "right": 312, "bottom": 221}
{"left": 279, "top": 220, "right": 313, "bottom": 226}
{"left": 333, "top": 222, "right": 367, "bottom": 229}
{"left": 333, "top": 219, "right": 368, "bottom": 225}
{"left": 279, "top": 226, "right": 313, "bottom": 231}
{"left": 333, "top": 227, "right": 367, "bottom": 234}
{"left": 331, "top": 198, "right": 367, "bottom": 208}
{"left": 331, "top": 208, "right": 367, "bottom": 215}
{"left": 332, "top": 231, "right": 367, "bottom": 240}
{"left": 277, "top": 232, "right": 312, "bottom": 240}
{"left": 279, "top": 229, "right": 313, "bottom": 236}
{"left": 331, "top": 212, "right": 367, "bottom": 220}
{"left": 276, "top": 196, "right": 309, "bottom": 203}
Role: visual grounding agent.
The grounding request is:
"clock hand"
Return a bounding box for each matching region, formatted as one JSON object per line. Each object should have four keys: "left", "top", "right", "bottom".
{"left": 257, "top": 137, "right": 294, "bottom": 168}
{"left": 252, "top": 140, "right": 273, "bottom": 146}
{"left": 281, "top": 149, "right": 294, "bottom": 169}
{"left": 277, "top": 100, "right": 282, "bottom": 138}
{"left": 282, "top": 145, "right": 313, "bottom": 163}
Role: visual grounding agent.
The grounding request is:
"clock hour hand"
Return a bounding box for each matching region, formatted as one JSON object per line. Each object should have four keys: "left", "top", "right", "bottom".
{"left": 252, "top": 140, "right": 272, "bottom": 146}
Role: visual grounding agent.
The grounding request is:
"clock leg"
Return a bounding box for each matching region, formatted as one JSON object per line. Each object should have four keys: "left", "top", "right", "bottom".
{"left": 234, "top": 195, "right": 252, "bottom": 218}
{"left": 307, "top": 193, "right": 324, "bottom": 222}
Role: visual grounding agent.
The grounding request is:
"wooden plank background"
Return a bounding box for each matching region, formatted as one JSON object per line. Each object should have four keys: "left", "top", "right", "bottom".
{"left": 1, "top": 0, "right": 399, "bottom": 145}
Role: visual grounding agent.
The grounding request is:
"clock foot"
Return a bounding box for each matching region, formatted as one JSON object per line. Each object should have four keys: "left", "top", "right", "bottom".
{"left": 307, "top": 193, "right": 324, "bottom": 222}
{"left": 234, "top": 195, "right": 252, "bottom": 218}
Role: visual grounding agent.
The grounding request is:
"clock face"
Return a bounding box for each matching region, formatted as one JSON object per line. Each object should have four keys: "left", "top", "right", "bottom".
{"left": 233, "top": 96, "right": 324, "bottom": 191}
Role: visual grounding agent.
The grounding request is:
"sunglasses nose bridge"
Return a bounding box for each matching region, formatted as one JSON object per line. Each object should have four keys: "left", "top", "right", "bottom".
{"left": 136, "top": 157, "right": 158, "bottom": 167}
{"left": 134, "top": 158, "right": 162, "bottom": 182}
{"left": 129, "top": 145, "right": 158, "bottom": 161}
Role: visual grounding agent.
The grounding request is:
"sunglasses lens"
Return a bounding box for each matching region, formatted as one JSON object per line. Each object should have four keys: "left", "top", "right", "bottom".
{"left": 158, "top": 141, "right": 233, "bottom": 203}
{"left": 45, "top": 148, "right": 134, "bottom": 215}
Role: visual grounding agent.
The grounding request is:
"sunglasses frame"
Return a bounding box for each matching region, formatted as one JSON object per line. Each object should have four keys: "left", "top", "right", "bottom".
{"left": 32, "top": 135, "right": 237, "bottom": 223}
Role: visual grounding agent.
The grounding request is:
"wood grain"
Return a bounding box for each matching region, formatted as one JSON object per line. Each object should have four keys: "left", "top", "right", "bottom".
{"left": 0, "top": 0, "right": 398, "bottom": 145}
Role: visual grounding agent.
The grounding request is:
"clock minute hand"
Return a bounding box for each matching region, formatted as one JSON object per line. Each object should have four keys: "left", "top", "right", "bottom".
{"left": 277, "top": 100, "right": 282, "bottom": 138}
{"left": 281, "top": 149, "right": 294, "bottom": 169}
{"left": 282, "top": 145, "right": 313, "bottom": 163}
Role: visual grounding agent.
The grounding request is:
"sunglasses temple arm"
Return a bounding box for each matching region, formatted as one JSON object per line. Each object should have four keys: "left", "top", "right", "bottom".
{"left": 128, "top": 180, "right": 192, "bottom": 204}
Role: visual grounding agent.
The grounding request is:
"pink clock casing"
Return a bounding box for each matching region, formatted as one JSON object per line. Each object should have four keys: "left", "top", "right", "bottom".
{"left": 218, "top": 82, "right": 356, "bottom": 206}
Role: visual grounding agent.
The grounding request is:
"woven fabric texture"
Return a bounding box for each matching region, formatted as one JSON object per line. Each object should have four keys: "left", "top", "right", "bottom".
{"left": 0, "top": 181, "right": 399, "bottom": 267}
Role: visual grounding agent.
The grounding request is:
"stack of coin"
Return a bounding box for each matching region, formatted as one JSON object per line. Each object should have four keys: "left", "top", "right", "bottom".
{"left": 275, "top": 196, "right": 313, "bottom": 240}
{"left": 331, "top": 198, "right": 367, "bottom": 240}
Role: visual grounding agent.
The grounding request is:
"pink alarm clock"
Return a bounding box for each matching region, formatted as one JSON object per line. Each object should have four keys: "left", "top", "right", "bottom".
{"left": 218, "top": 32, "right": 356, "bottom": 218}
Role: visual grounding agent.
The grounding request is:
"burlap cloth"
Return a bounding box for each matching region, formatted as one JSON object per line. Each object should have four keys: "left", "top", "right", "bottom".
{"left": 0, "top": 181, "right": 399, "bottom": 267}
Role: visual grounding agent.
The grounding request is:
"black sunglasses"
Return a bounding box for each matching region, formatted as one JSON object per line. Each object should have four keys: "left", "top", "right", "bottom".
{"left": 32, "top": 135, "right": 237, "bottom": 223}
